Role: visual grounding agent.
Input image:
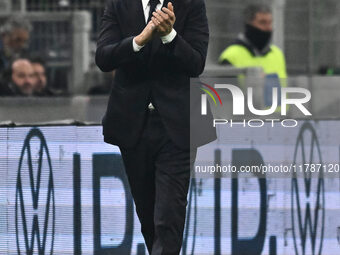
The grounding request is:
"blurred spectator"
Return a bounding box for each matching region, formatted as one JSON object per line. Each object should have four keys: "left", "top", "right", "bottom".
{"left": 0, "top": 58, "right": 36, "bottom": 96}
{"left": 30, "top": 57, "right": 56, "bottom": 96}
{"left": 218, "top": 4, "right": 287, "bottom": 80}
{"left": 0, "top": 16, "right": 32, "bottom": 74}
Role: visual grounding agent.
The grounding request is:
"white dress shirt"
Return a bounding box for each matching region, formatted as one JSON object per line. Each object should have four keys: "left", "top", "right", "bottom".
{"left": 132, "top": 0, "right": 177, "bottom": 52}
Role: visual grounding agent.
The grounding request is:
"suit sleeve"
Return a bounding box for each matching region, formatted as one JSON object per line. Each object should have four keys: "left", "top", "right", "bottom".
{"left": 95, "top": 0, "right": 137, "bottom": 72}
{"left": 167, "top": 0, "right": 209, "bottom": 77}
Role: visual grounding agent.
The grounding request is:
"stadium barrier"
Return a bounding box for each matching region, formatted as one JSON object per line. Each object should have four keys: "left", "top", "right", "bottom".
{"left": 1, "top": 121, "right": 340, "bottom": 254}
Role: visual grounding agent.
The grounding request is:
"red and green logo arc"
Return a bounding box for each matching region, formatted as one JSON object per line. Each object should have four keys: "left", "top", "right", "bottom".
{"left": 201, "top": 83, "right": 223, "bottom": 106}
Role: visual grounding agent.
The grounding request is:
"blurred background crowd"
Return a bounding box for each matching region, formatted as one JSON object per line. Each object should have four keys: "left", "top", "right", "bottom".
{"left": 0, "top": 0, "right": 339, "bottom": 97}
{"left": 0, "top": 16, "right": 58, "bottom": 96}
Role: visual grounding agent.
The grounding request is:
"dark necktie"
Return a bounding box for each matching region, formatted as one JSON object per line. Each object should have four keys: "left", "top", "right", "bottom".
{"left": 147, "top": 0, "right": 160, "bottom": 23}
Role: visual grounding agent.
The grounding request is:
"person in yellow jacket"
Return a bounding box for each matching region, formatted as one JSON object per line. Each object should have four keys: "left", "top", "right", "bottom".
{"left": 219, "top": 4, "right": 287, "bottom": 113}
{"left": 219, "top": 4, "right": 287, "bottom": 80}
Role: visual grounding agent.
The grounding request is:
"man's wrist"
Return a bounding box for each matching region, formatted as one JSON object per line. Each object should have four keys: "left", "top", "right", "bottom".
{"left": 133, "top": 37, "right": 145, "bottom": 52}
{"left": 160, "top": 29, "right": 177, "bottom": 44}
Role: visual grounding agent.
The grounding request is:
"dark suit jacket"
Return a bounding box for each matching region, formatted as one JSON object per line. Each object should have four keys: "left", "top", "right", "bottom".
{"left": 96, "top": 0, "right": 216, "bottom": 150}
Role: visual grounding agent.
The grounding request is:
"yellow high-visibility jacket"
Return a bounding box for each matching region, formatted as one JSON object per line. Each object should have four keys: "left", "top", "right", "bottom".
{"left": 219, "top": 44, "right": 287, "bottom": 80}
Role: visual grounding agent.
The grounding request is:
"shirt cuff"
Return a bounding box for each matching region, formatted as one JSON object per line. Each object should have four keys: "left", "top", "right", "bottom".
{"left": 160, "top": 29, "right": 177, "bottom": 44}
{"left": 132, "top": 37, "right": 145, "bottom": 52}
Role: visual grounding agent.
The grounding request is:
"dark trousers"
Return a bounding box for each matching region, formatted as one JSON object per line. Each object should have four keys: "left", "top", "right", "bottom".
{"left": 119, "top": 110, "right": 196, "bottom": 255}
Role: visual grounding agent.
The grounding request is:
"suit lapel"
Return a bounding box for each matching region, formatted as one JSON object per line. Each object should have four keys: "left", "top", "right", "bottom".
{"left": 126, "top": 0, "right": 146, "bottom": 35}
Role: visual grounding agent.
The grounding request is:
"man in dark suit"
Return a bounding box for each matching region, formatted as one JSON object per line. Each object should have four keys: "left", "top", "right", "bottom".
{"left": 96, "top": 0, "right": 214, "bottom": 254}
